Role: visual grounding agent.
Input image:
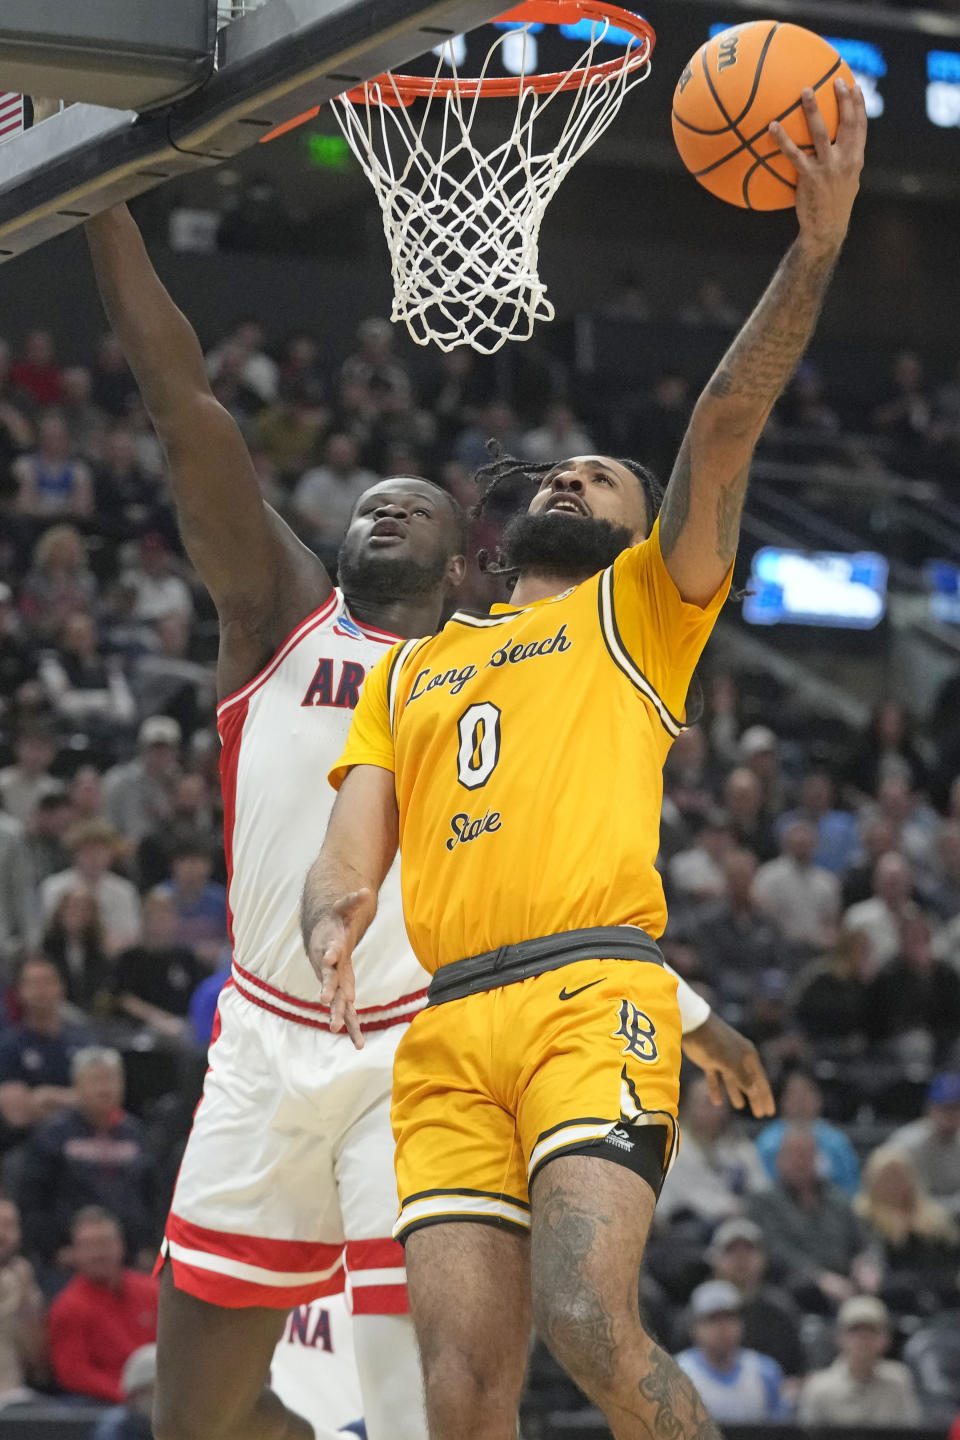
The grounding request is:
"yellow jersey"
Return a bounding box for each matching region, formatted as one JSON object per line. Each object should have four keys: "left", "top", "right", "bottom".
{"left": 330, "top": 518, "right": 731, "bottom": 974}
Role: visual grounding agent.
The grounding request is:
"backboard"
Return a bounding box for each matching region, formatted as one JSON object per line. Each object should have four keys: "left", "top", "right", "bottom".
{"left": 0, "top": 0, "right": 508, "bottom": 262}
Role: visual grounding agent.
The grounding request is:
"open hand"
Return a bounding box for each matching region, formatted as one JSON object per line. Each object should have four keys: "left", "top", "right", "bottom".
{"left": 770, "top": 76, "right": 867, "bottom": 254}
{"left": 681, "top": 1011, "right": 776, "bottom": 1117}
{"left": 305, "top": 888, "right": 374, "bottom": 1049}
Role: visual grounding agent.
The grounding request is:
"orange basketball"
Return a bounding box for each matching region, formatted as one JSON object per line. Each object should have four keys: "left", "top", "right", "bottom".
{"left": 671, "top": 21, "right": 856, "bottom": 210}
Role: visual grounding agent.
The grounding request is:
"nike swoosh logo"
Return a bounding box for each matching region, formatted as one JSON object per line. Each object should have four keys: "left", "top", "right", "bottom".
{"left": 558, "top": 980, "right": 602, "bottom": 1001}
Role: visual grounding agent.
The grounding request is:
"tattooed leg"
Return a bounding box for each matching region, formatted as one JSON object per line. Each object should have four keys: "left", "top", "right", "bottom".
{"left": 530, "top": 1157, "right": 722, "bottom": 1440}
{"left": 404, "top": 1222, "right": 531, "bottom": 1440}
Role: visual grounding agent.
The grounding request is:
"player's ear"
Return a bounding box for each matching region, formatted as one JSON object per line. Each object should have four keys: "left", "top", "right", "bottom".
{"left": 445, "top": 553, "right": 467, "bottom": 591}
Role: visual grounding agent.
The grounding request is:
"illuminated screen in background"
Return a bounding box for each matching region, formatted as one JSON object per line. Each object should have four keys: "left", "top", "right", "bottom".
{"left": 413, "top": 5, "right": 959, "bottom": 192}
{"left": 924, "top": 561, "right": 960, "bottom": 624}
{"left": 743, "top": 549, "right": 889, "bottom": 629}
{"left": 928, "top": 50, "right": 960, "bottom": 128}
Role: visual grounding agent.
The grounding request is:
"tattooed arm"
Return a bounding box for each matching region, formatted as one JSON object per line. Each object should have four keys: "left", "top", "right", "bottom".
{"left": 659, "top": 78, "right": 867, "bottom": 605}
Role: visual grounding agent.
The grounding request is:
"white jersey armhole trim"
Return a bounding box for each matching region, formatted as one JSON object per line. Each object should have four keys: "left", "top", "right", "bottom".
{"left": 217, "top": 591, "right": 339, "bottom": 718}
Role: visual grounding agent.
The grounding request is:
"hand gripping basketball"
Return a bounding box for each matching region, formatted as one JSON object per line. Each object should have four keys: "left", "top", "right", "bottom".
{"left": 306, "top": 888, "right": 373, "bottom": 1049}
{"left": 770, "top": 77, "right": 867, "bottom": 251}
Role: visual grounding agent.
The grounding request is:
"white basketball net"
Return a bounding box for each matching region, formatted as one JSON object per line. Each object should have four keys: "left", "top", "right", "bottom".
{"left": 331, "top": 20, "right": 652, "bottom": 353}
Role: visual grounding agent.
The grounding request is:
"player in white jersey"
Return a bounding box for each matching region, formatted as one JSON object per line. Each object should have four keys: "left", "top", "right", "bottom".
{"left": 86, "top": 204, "right": 773, "bottom": 1440}
{"left": 86, "top": 205, "right": 466, "bottom": 1440}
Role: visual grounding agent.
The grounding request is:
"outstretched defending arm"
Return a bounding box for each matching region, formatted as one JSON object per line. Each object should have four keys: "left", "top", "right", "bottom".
{"left": 85, "top": 205, "right": 331, "bottom": 695}
{"left": 658, "top": 79, "right": 867, "bottom": 606}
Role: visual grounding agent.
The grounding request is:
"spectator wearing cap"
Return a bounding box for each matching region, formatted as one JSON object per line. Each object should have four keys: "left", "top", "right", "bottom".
{"left": 722, "top": 767, "right": 778, "bottom": 862}
{"left": 667, "top": 811, "right": 733, "bottom": 907}
{"left": 113, "top": 890, "right": 204, "bottom": 1043}
{"left": 13, "top": 412, "right": 93, "bottom": 519}
{"left": 738, "top": 724, "right": 785, "bottom": 818}
{"left": 0, "top": 725, "right": 60, "bottom": 825}
{"left": 748, "top": 1125, "right": 869, "bottom": 1311}
{"left": 778, "top": 770, "right": 861, "bottom": 875}
{"left": 657, "top": 1077, "right": 768, "bottom": 1230}
{"left": 752, "top": 817, "right": 841, "bottom": 953}
{"left": 121, "top": 534, "right": 194, "bottom": 624}
{"left": 0, "top": 1198, "right": 45, "bottom": 1404}
{"left": 0, "top": 957, "right": 86, "bottom": 1141}
{"left": 691, "top": 849, "right": 783, "bottom": 1010}
{"left": 39, "top": 612, "right": 137, "bottom": 737}
{"left": 706, "top": 1218, "right": 805, "bottom": 1380}
{"left": 675, "top": 1280, "right": 789, "bottom": 1424}
{"left": 756, "top": 1068, "right": 860, "bottom": 1197}
{"left": 844, "top": 851, "right": 916, "bottom": 974}
{"left": 40, "top": 820, "right": 141, "bottom": 956}
{"left": 159, "top": 838, "right": 227, "bottom": 965}
{"left": 18, "top": 1047, "right": 156, "bottom": 1264}
{"left": 47, "top": 1207, "right": 157, "bottom": 1403}
{"left": 798, "top": 1295, "right": 921, "bottom": 1427}
{"left": 890, "top": 1073, "right": 960, "bottom": 1217}
{"left": 103, "top": 716, "right": 181, "bottom": 848}
{"left": 865, "top": 911, "right": 960, "bottom": 1068}
{"left": 91, "top": 1343, "right": 156, "bottom": 1440}
{"left": 854, "top": 1145, "right": 960, "bottom": 1313}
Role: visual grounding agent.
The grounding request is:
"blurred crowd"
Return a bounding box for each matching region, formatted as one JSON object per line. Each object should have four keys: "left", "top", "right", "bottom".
{"left": 1, "top": 299, "right": 960, "bottom": 1432}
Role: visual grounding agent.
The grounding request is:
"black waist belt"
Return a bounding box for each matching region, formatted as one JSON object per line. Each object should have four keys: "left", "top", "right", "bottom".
{"left": 426, "top": 925, "right": 664, "bottom": 1007}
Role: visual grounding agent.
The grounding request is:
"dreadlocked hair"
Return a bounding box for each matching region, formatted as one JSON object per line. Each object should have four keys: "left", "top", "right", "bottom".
{"left": 468, "top": 442, "right": 751, "bottom": 727}
{"left": 472, "top": 443, "right": 664, "bottom": 533}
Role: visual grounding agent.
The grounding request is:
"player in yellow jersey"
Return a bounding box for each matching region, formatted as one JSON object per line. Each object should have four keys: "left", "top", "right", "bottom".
{"left": 303, "top": 82, "right": 866, "bottom": 1440}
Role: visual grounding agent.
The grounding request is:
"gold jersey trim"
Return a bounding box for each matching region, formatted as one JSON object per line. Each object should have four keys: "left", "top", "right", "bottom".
{"left": 597, "top": 568, "right": 684, "bottom": 739}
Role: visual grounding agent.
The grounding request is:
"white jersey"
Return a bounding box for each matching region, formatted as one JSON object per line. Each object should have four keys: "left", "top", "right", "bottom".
{"left": 217, "top": 589, "right": 426, "bottom": 1024}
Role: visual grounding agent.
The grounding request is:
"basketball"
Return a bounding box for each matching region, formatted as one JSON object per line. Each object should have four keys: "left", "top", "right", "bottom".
{"left": 671, "top": 21, "right": 857, "bottom": 211}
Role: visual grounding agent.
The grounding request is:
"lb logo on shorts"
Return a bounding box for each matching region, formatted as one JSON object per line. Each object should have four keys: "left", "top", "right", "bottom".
{"left": 612, "top": 1000, "right": 659, "bottom": 1062}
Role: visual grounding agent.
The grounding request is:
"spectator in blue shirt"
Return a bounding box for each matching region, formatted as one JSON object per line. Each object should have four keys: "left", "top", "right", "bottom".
{"left": 159, "top": 837, "right": 227, "bottom": 965}
{"left": 676, "top": 1280, "right": 789, "bottom": 1424}
{"left": 779, "top": 770, "right": 861, "bottom": 875}
{"left": 0, "top": 956, "right": 87, "bottom": 1143}
{"left": 756, "top": 1067, "right": 860, "bottom": 1197}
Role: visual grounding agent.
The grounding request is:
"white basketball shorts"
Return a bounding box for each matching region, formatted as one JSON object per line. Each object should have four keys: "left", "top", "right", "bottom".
{"left": 158, "top": 979, "right": 410, "bottom": 1313}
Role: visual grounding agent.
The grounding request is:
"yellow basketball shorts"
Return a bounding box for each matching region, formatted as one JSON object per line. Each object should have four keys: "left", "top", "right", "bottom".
{"left": 390, "top": 958, "right": 682, "bottom": 1242}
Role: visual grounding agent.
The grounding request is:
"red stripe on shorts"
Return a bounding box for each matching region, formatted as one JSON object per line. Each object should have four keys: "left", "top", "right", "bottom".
{"left": 350, "top": 1283, "right": 410, "bottom": 1316}
{"left": 345, "top": 1237, "right": 406, "bottom": 1271}
{"left": 163, "top": 1214, "right": 346, "bottom": 1310}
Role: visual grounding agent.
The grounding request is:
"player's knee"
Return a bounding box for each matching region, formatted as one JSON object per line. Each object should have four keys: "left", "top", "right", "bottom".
{"left": 421, "top": 1338, "right": 513, "bottom": 1424}
{"left": 532, "top": 1282, "right": 641, "bottom": 1395}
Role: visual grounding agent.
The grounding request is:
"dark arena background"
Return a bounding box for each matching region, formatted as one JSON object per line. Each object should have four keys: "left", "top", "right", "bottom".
{"left": 0, "top": 0, "right": 959, "bottom": 1436}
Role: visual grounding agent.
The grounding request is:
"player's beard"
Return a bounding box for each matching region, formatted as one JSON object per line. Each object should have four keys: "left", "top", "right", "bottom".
{"left": 337, "top": 541, "right": 450, "bottom": 602}
{"left": 501, "top": 510, "right": 633, "bottom": 581}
